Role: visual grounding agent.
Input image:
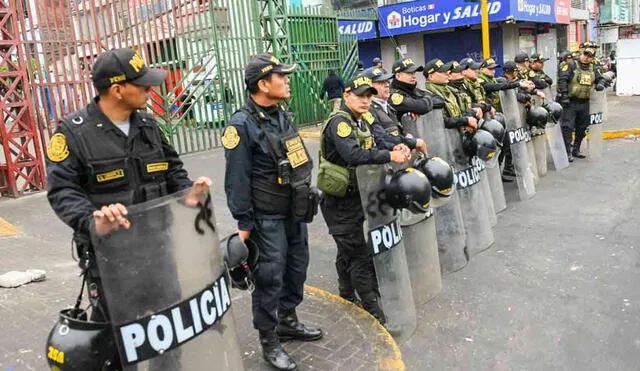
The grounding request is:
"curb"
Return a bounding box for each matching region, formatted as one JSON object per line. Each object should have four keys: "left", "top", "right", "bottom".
{"left": 304, "top": 284, "right": 406, "bottom": 371}
{"left": 300, "top": 128, "right": 640, "bottom": 140}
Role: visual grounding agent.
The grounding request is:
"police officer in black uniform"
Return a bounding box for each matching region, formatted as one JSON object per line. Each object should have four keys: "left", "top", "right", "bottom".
{"left": 46, "top": 48, "right": 211, "bottom": 367}
{"left": 556, "top": 48, "right": 605, "bottom": 162}
{"left": 223, "top": 53, "right": 322, "bottom": 371}
{"left": 388, "top": 58, "right": 440, "bottom": 121}
{"left": 318, "top": 75, "right": 410, "bottom": 324}
{"left": 363, "top": 67, "right": 428, "bottom": 153}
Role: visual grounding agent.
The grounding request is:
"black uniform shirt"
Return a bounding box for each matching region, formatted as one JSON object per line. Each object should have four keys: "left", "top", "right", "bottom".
{"left": 46, "top": 97, "right": 192, "bottom": 236}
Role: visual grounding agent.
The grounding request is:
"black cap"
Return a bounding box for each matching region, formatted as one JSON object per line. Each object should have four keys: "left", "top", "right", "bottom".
{"left": 362, "top": 67, "right": 393, "bottom": 82}
{"left": 392, "top": 58, "right": 424, "bottom": 73}
{"left": 244, "top": 53, "right": 296, "bottom": 87}
{"left": 514, "top": 51, "right": 529, "bottom": 63}
{"left": 424, "top": 59, "right": 453, "bottom": 75}
{"left": 344, "top": 75, "right": 378, "bottom": 96}
{"left": 530, "top": 53, "right": 549, "bottom": 63}
{"left": 373, "top": 57, "right": 382, "bottom": 64}
{"left": 91, "top": 48, "right": 166, "bottom": 89}
{"left": 480, "top": 57, "right": 500, "bottom": 69}
{"left": 503, "top": 61, "right": 517, "bottom": 72}
{"left": 459, "top": 57, "right": 481, "bottom": 70}
{"left": 451, "top": 60, "right": 466, "bottom": 73}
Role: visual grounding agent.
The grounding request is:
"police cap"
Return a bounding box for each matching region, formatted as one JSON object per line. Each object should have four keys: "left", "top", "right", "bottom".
{"left": 362, "top": 67, "right": 393, "bottom": 82}
{"left": 459, "top": 57, "right": 481, "bottom": 70}
{"left": 480, "top": 57, "right": 501, "bottom": 69}
{"left": 91, "top": 48, "right": 166, "bottom": 89}
{"left": 451, "top": 61, "right": 466, "bottom": 73}
{"left": 530, "top": 53, "right": 549, "bottom": 63}
{"left": 344, "top": 75, "right": 378, "bottom": 96}
{"left": 373, "top": 57, "right": 382, "bottom": 64}
{"left": 424, "top": 59, "right": 454, "bottom": 75}
{"left": 392, "top": 58, "right": 424, "bottom": 73}
{"left": 514, "top": 51, "right": 529, "bottom": 63}
{"left": 583, "top": 48, "right": 596, "bottom": 57}
{"left": 244, "top": 53, "right": 297, "bottom": 87}
{"left": 502, "top": 61, "right": 517, "bottom": 72}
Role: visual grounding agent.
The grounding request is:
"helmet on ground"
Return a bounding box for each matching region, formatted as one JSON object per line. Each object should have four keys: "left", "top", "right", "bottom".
{"left": 543, "top": 102, "right": 563, "bottom": 122}
{"left": 462, "top": 129, "right": 498, "bottom": 162}
{"left": 527, "top": 106, "right": 549, "bottom": 128}
{"left": 384, "top": 167, "right": 432, "bottom": 214}
{"left": 220, "top": 233, "right": 259, "bottom": 290}
{"left": 479, "top": 118, "right": 506, "bottom": 147}
{"left": 46, "top": 308, "right": 119, "bottom": 370}
{"left": 420, "top": 157, "right": 455, "bottom": 199}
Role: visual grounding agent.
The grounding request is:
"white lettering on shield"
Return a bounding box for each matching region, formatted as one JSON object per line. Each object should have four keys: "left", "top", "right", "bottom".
{"left": 369, "top": 218, "right": 403, "bottom": 256}
{"left": 118, "top": 274, "right": 232, "bottom": 365}
{"left": 590, "top": 112, "right": 603, "bottom": 125}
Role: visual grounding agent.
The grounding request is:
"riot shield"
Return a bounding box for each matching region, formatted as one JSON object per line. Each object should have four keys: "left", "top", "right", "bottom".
{"left": 399, "top": 209, "right": 442, "bottom": 304}
{"left": 416, "top": 110, "right": 468, "bottom": 274}
{"left": 520, "top": 104, "right": 539, "bottom": 184}
{"left": 500, "top": 90, "right": 536, "bottom": 200}
{"left": 357, "top": 164, "right": 416, "bottom": 338}
{"left": 532, "top": 133, "right": 548, "bottom": 177}
{"left": 91, "top": 189, "right": 244, "bottom": 370}
{"left": 485, "top": 150, "right": 507, "bottom": 213}
{"left": 546, "top": 120, "right": 570, "bottom": 170}
{"left": 472, "top": 156, "right": 497, "bottom": 227}
{"left": 587, "top": 89, "right": 607, "bottom": 162}
{"left": 450, "top": 130, "right": 494, "bottom": 257}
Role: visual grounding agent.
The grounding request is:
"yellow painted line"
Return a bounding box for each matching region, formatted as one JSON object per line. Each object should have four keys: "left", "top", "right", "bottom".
{"left": 602, "top": 128, "right": 640, "bottom": 139}
{"left": 299, "top": 131, "right": 320, "bottom": 139}
{"left": 304, "top": 284, "right": 405, "bottom": 371}
{"left": 0, "top": 217, "right": 21, "bottom": 236}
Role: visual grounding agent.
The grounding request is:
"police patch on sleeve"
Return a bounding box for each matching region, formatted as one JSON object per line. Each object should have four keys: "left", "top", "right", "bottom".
{"left": 46, "top": 133, "right": 70, "bottom": 162}
{"left": 561, "top": 64, "right": 569, "bottom": 72}
{"left": 391, "top": 93, "right": 404, "bottom": 105}
{"left": 362, "top": 112, "right": 375, "bottom": 124}
{"left": 221, "top": 126, "right": 240, "bottom": 149}
{"left": 336, "top": 121, "right": 352, "bottom": 138}
{"left": 529, "top": 70, "right": 536, "bottom": 78}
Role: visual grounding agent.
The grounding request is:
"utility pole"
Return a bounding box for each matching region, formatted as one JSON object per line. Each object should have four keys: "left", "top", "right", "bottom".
{"left": 481, "top": 0, "right": 490, "bottom": 58}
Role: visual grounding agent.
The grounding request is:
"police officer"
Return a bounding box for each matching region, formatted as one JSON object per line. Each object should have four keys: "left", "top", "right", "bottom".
{"left": 424, "top": 59, "right": 479, "bottom": 131}
{"left": 223, "top": 53, "right": 322, "bottom": 371}
{"left": 363, "top": 67, "right": 427, "bottom": 153}
{"left": 318, "top": 75, "right": 409, "bottom": 324}
{"left": 449, "top": 61, "right": 475, "bottom": 111}
{"left": 478, "top": 57, "right": 530, "bottom": 113}
{"left": 526, "top": 53, "right": 553, "bottom": 91}
{"left": 388, "top": 57, "right": 439, "bottom": 121}
{"left": 459, "top": 57, "right": 486, "bottom": 104}
{"left": 373, "top": 57, "right": 383, "bottom": 69}
{"left": 558, "top": 51, "right": 575, "bottom": 73}
{"left": 514, "top": 51, "right": 531, "bottom": 80}
{"left": 556, "top": 48, "right": 605, "bottom": 162}
{"left": 46, "top": 48, "right": 211, "bottom": 367}
{"left": 501, "top": 60, "right": 537, "bottom": 104}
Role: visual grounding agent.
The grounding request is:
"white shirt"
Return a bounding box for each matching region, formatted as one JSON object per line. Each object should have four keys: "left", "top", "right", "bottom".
{"left": 112, "top": 118, "right": 131, "bottom": 136}
{"left": 372, "top": 97, "right": 388, "bottom": 113}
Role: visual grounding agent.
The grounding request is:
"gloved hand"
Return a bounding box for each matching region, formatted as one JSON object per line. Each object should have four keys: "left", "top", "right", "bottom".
{"left": 555, "top": 93, "right": 570, "bottom": 107}
{"left": 595, "top": 84, "right": 605, "bottom": 91}
{"left": 431, "top": 96, "right": 445, "bottom": 109}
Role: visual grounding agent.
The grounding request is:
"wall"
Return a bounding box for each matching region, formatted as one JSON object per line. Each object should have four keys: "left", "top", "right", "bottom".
{"left": 397, "top": 32, "right": 427, "bottom": 87}
{"left": 380, "top": 37, "right": 398, "bottom": 72}
{"left": 502, "top": 23, "right": 519, "bottom": 61}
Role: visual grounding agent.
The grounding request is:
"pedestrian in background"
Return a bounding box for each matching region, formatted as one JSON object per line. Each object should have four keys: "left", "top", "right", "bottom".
{"left": 320, "top": 67, "right": 345, "bottom": 113}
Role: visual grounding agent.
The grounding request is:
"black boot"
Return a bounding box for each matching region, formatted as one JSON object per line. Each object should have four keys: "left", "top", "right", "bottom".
{"left": 259, "top": 329, "right": 298, "bottom": 370}
{"left": 277, "top": 311, "right": 323, "bottom": 342}
{"left": 572, "top": 139, "right": 586, "bottom": 158}
{"left": 567, "top": 148, "right": 574, "bottom": 163}
{"left": 572, "top": 149, "right": 586, "bottom": 159}
{"left": 340, "top": 292, "right": 362, "bottom": 306}
{"left": 361, "top": 293, "right": 386, "bottom": 325}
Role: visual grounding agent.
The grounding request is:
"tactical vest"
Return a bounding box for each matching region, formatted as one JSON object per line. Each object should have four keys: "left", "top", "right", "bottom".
{"left": 568, "top": 63, "right": 595, "bottom": 100}
{"left": 477, "top": 72, "right": 502, "bottom": 111}
{"left": 317, "top": 110, "right": 372, "bottom": 197}
{"left": 425, "top": 82, "right": 462, "bottom": 118}
{"left": 516, "top": 65, "right": 529, "bottom": 80}
{"left": 61, "top": 108, "right": 171, "bottom": 209}
{"left": 449, "top": 80, "right": 473, "bottom": 111}
{"left": 464, "top": 78, "right": 485, "bottom": 103}
{"left": 238, "top": 107, "right": 313, "bottom": 217}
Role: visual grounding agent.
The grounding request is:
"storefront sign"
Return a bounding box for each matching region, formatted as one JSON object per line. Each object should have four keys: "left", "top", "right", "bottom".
{"left": 338, "top": 20, "right": 378, "bottom": 40}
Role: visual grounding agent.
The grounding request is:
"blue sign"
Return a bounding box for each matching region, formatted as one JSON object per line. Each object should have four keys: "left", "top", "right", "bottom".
{"left": 338, "top": 20, "right": 378, "bottom": 40}
{"left": 378, "top": 0, "right": 510, "bottom": 37}
{"left": 509, "top": 0, "right": 555, "bottom": 23}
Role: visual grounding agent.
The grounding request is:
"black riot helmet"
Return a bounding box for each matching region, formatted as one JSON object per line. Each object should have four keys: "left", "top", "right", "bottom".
{"left": 420, "top": 156, "right": 455, "bottom": 198}
{"left": 462, "top": 129, "right": 498, "bottom": 162}
{"left": 543, "top": 102, "right": 563, "bottom": 122}
{"left": 494, "top": 112, "right": 507, "bottom": 128}
{"left": 45, "top": 308, "right": 119, "bottom": 370}
{"left": 384, "top": 167, "right": 432, "bottom": 214}
{"left": 220, "top": 233, "right": 259, "bottom": 291}
{"left": 479, "top": 118, "right": 506, "bottom": 147}
{"left": 527, "top": 106, "right": 549, "bottom": 128}
{"left": 558, "top": 50, "right": 573, "bottom": 62}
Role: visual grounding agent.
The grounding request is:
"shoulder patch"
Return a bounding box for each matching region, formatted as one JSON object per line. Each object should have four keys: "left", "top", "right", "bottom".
{"left": 336, "top": 121, "right": 353, "bottom": 138}
{"left": 391, "top": 93, "right": 404, "bottom": 105}
{"left": 362, "top": 111, "right": 375, "bottom": 124}
{"left": 529, "top": 70, "right": 536, "bottom": 77}
{"left": 47, "top": 133, "right": 70, "bottom": 162}
{"left": 222, "top": 126, "right": 240, "bottom": 149}
{"left": 561, "top": 64, "right": 569, "bottom": 72}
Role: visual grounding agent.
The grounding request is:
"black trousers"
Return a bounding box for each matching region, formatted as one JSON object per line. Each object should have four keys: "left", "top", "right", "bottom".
{"left": 561, "top": 99, "right": 590, "bottom": 153}
{"left": 329, "top": 223, "right": 377, "bottom": 301}
{"left": 250, "top": 218, "right": 309, "bottom": 330}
